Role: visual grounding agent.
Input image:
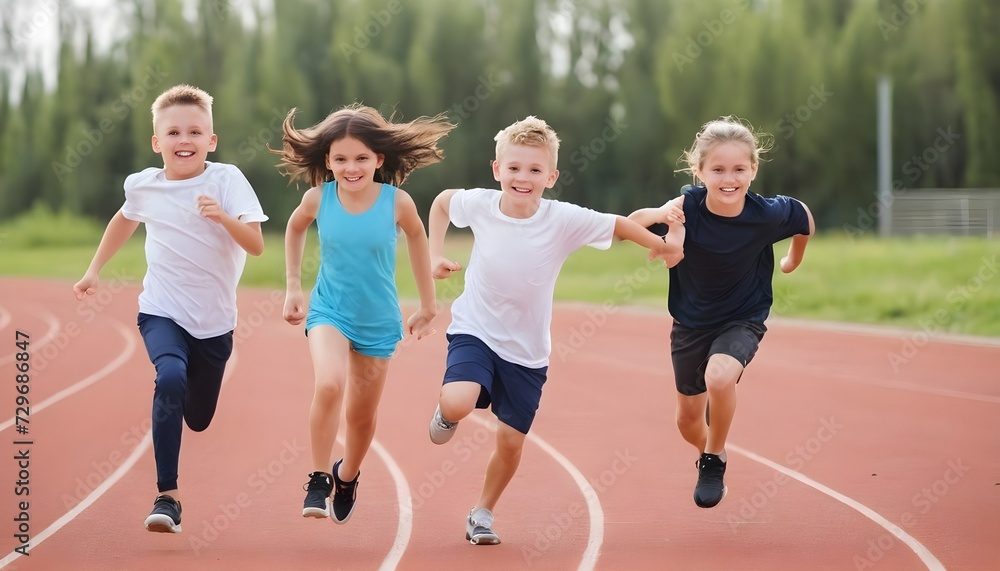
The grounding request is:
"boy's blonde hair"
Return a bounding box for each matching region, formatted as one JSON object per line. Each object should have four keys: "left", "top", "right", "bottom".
{"left": 494, "top": 116, "right": 560, "bottom": 170}
{"left": 151, "top": 84, "right": 214, "bottom": 128}
{"left": 679, "top": 115, "right": 772, "bottom": 176}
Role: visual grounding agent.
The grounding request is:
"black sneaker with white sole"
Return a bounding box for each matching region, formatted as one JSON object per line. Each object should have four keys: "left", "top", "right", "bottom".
{"left": 693, "top": 452, "right": 727, "bottom": 508}
{"left": 330, "top": 459, "right": 359, "bottom": 524}
{"left": 144, "top": 494, "right": 182, "bottom": 533}
{"left": 302, "top": 471, "right": 333, "bottom": 518}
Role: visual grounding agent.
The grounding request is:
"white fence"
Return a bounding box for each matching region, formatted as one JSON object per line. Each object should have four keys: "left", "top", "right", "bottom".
{"left": 887, "top": 189, "right": 1000, "bottom": 237}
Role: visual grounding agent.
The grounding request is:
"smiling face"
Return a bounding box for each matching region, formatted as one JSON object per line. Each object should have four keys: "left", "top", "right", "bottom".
{"left": 325, "top": 136, "right": 384, "bottom": 193}
{"left": 693, "top": 141, "right": 758, "bottom": 217}
{"left": 151, "top": 104, "right": 217, "bottom": 180}
{"left": 491, "top": 143, "right": 559, "bottom": 218}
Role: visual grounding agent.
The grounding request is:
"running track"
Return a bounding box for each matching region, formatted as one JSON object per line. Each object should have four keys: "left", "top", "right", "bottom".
{"left": 0, "top": 277, "right": 997, "bottom": 570}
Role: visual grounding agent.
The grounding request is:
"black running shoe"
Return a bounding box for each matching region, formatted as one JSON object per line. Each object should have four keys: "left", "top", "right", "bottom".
{"left": 144, "top": 494, "right": 182, "bottom": 533}
{"left": 330, "top": 459, "right": 359, "bottom": 524}
{"left": 302, "top": 471, "right": 333, "bottom": 518}
{"left": 694, "top": 453, "right": 727, "bottom": 508}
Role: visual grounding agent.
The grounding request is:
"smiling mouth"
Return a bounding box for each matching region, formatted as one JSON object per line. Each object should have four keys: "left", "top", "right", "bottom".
{"left": 512, "top": 186, "right": 531, "bottom": 194}
{"left": 344, "top": 175, "right": 363, "bottom": 182}
{"left": 720, "top": 187, "right": 739, "bottom": 193}
{"left": 176, "top": 151, "right": 194, "bottom": 157}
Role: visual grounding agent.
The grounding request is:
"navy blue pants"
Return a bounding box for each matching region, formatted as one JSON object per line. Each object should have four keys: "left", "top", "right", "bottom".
{"left": 138, "top": 313, "right": 233, "bottom": 492}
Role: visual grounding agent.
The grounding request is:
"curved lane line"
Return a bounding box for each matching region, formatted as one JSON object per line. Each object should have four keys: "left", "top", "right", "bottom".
{"left": 0, "top": 319, "right": 137, "bottom": 432}
{"left": 0, "top": 305, "right": 60, "bottom": 367}
{"left": 0, "top": 351, "right": 238, "bottom": 567}
{"left": 728, "top": 443, "right": 945, "bottom": 570}
{"left": 467, "top": 414, "right": 604, "bottom": 571}
{"left": 370, "top": 439, "right": 412, "bottom": 571}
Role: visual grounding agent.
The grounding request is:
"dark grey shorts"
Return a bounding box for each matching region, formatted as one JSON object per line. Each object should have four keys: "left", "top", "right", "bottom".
{"left": 670, "top": 320, "right": 767, "bottom": 396}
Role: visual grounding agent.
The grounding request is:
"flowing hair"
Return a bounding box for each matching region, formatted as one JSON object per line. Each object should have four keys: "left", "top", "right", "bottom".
{"left": 273, "top": 104, "right": 455, "bottom": 188}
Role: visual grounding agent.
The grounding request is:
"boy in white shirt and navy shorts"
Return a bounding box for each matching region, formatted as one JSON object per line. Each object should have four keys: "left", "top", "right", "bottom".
{"left": 425, "top": 116, "right": 684, "bottom": 545}
{"left": 74, "top": 84, "right": 267, "bottom": 534}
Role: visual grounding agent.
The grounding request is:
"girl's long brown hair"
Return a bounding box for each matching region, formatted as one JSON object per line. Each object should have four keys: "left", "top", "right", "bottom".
{"left": 273, "top": 104, "right": 455, "bottom": 188}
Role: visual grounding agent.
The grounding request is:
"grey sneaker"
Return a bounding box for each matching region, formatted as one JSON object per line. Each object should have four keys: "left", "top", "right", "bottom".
{"left": 429, "top": 405, "right": 458, "bottom": 445}
{"left": 465, "top": 507, "right": 500, "bottom": 545}
{"left": 144, "top": 494, "right": 182, "bottom": 533}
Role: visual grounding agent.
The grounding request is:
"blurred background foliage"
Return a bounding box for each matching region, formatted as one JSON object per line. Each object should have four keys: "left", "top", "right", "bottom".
{"left": 0, "top": 0, "right": 997, "bottom": 230}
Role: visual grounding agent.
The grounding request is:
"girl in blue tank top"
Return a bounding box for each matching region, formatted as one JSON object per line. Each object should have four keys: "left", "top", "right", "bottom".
{"left": 273, "top": 104, "right": 454, "bottom": 524}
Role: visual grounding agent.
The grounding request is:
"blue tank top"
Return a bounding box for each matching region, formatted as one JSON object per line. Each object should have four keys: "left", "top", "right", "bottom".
{"left": 308, "top": 181, "right": 403, "bottom": 344}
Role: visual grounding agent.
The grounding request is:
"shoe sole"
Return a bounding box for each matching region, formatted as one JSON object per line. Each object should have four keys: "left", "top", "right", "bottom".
{"left": 330, "top": 508, "right": 354, "bottom": 525}
{"left": 694, "top": 485, "right": 727, "bottom": 508}
{"left": 303, "top": 502, "right": 330, "bottom": 518}
{"left": 466, "top": 532, "right": 501, "bottom": 545}
{"left": 144, "top": 514, "right": 181, "bottom": 533}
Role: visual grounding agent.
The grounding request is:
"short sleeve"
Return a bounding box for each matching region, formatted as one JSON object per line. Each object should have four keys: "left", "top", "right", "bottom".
{"left": 221, "top": 165, "right": 268, "bottom": 223}
{"left": 120, "top": 168, "right": 159, "bottom": 223}
{"left": 769, "top": 195, "right": 809, "bottom": 243}
{"left": 557, "top": 202, "right": 616, "bottom": 251}
{"left": 448, "top": 189, "right": 473, "bottom": 229}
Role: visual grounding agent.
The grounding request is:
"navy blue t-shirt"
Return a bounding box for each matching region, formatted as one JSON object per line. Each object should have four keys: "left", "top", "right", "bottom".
{"left": 666, "top": 186, "right": 810, "bottom": 329}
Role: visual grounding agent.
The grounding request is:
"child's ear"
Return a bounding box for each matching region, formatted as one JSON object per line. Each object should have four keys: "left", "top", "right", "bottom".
{"left": 208, "top": 133, "right": 218, "bottom": 152}
{"left": 151, "top": 135, "right": 160, "bottom": 153}
{"left": 491, "top": 160, "right": 501, "bottom": 181}
{"left": 376, "top": 153, "right": 385, "bottom": 169}
{"left": 545, "top": 169, "right": 560, "bottom": 189}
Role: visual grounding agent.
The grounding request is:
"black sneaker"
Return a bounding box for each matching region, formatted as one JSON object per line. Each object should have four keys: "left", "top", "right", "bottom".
{"left": 694, "top": 453, "right": 727, "bottom": 508}
{"left": 302, "top": 471, "right": 333, "bottom": 518}
{"left": 330, "top": 459, "right": 359, "bottom": 524}
{"left": 144, "top": 494, "right": 182, "bottom": 533}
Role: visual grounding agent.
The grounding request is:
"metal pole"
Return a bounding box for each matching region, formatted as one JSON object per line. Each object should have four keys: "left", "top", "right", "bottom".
{"left": 877, "top": 76, "right": 892, "bottom": 237}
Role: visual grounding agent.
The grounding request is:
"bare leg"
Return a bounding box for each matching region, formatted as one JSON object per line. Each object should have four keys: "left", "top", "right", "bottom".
{"left": 676, "top": 392, "right": 709, "bottom": 453}
{"left": 306, "top": 326, "right": 352, "bottom": 472}
{"left": 476, "top": 420, "right": 526, "bottom": 512}
{"left": 439, "top": 381, "right": 482, "bottom": 423}
{"left": 703, "top": 354, "right": 743, "bottom": 456}
{"left": 338, "top": 351, "right": 391, "bottom": 480}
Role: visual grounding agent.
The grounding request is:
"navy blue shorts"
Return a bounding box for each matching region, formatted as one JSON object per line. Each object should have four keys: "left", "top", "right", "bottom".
{"left": 443, "top": 334, "right": 547, "bottom": 434}
{"left": 670, "top": 320, "right": 766, "bottom": 396}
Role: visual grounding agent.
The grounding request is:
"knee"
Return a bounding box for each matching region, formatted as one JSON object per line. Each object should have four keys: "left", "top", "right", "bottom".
{"left": 153, "top": 359, "right": 187, "bottom": 400}
{"left": 313, "top": 377, "right": 345, "bottom": 405}
{"left": 186, "top": 417, "right": 212, "bottom": 432}
{"left": 439, "top": 389, "right": 477, "bottom": 421}
{"left": 704, "top": 372, "right": 738, "bottom": 393}
{"left": 495, "top": 428, "right": 525, "bottom": 459}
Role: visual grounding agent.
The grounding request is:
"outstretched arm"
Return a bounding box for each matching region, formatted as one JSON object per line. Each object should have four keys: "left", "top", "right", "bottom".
{"left": 73, "top": 209, "right": 140, "bottom": 299}
{"left": 396, "top": 190, "right": 437, "bottom": 340}
{"left": 197, "top": 195, "right": 264, "bottom": 256}
{"left": 780, "top": 200, "right": 815, "bottom": 273}
{"left": 627, "top": 195, "right": 685, "bottom": 227}
{"left": 613, "top": 216, "right": 684, "bottom": 268}
{"left": 283, "top": 187, "right": 320, "bottom": 325}
{"left": 429, "top": 189, "right": 462, "bottom": 279}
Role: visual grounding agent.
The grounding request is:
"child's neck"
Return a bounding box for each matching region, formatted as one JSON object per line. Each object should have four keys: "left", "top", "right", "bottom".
{"left": 499, "top": 195, "right": 540, "bottom": 219}
{"left": 705, "top": 194, "right": 745, "bottom": 218}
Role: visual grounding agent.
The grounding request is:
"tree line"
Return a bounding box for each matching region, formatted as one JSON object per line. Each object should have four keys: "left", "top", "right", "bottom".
{"left": 0, "top": 0, "right": 996, "bottom": 232}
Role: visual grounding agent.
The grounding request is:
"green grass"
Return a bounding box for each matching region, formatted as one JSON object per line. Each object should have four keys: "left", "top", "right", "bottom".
{"left": 2, "top": 207, "right": 997, "bottom": 337}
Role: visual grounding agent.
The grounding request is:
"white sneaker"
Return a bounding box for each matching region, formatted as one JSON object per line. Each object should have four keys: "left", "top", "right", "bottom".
{"left": 465, "top": 507, "right": 500, "bottom": 545}
{"left": 429, "top": 405, "right": 458, "bottom": 445}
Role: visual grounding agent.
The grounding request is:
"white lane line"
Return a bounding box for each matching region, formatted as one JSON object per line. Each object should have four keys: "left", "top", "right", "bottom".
{"left": 467, "top": 414, "right": 604, "bottom": 571}
{"left": 0, "top": 305, "right": 12, "bottom": 331}
{"left": 728, "top": 443, "right": 945, "bottom": 570}
{"left": 0, "top": 319, "right": 137, "bottom": 432}
{"left": 370, "top": 439, "right": 412, "bottom": 571}
{"left": 0, "top": 305, "right": 60, "bottom": 367}
{"left": 0, "top": 350, "right": 238, "bottom": 567}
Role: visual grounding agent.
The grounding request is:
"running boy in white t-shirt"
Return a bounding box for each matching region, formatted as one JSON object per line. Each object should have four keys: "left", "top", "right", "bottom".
{"left": 426, "top": 116, "right": 684, "bottom": 544}
{"left": 74, "top": 84, "right": 267, "bottom": 534}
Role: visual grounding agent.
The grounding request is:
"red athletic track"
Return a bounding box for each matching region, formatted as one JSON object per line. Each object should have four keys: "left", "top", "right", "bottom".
{"left": 0, "top": 277, "right": 997, "bottom": 570}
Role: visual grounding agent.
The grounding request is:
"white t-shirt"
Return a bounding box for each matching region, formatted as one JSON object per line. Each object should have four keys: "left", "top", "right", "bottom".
{"left": 121, "top": 162, "right": 268, "bottom": 338}
{"left": 447, "top": 189, "right": 616, "bottom": 368}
